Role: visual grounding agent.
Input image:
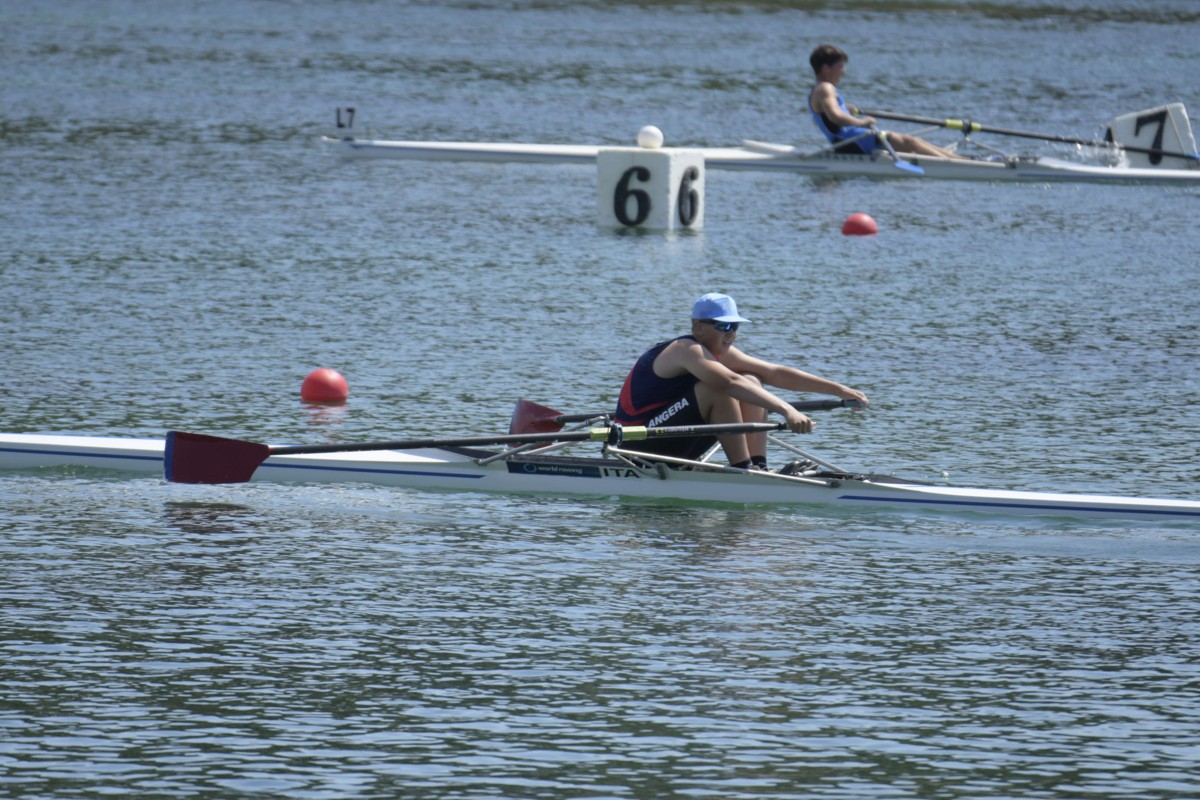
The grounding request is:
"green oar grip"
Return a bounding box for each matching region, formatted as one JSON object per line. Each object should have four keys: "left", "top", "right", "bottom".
{"left": 584, "top": 425, "right": 651, "bottom": 444}
{"left": 945, "top": 119, "right": 983, "bottom": 134}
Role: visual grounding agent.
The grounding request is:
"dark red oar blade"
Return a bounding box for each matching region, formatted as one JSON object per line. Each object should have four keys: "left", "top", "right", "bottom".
{"left": 509, "top": 399, "right": 604, "bottom": 436}
{"left": 508, "top": 399, "right": 568, "bottom": 435}
{"left": 165, "top": 431, "right": 271, "bottom": 484}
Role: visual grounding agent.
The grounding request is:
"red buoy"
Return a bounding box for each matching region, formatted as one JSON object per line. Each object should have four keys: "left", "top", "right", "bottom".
{"left": 842, "top": 212, "right": 879, "bottom": 236}
{"left": 300, "top": 368, "right": 349, "bottom": 404}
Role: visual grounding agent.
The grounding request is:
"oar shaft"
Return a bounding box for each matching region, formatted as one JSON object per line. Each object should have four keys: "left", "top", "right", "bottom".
{"left": 269, "top": 431, "right": 595, "bottom": 456}
{"left": 509, "top": 397, "right": 862, "bottom": 439}
{"left": 264, "top": 421, "right": 785, "bottom": 457}
{"left": 861, "top": 109, "right": 1197, "bottom": 160}
{"left": 554, "top": 412, "right": 602, "bottom": 424}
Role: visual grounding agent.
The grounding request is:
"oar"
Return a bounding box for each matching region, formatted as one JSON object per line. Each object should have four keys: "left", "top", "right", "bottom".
{"left": 861, "top": 109, "right": 1200, "bottom": 161}
{"left": 872, "top": 127, "right": 925, "bottom": 174}
{"left": 164, "top": 420, "right": 788, "bottom": 485}
{"left": 508, "top": 399, "right": 603, "bottom": 435}
{"left": 510, "top": 397, "right": 865, "bottom": 436}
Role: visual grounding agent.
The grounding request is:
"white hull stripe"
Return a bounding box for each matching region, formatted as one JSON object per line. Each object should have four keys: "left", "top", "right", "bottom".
{"left": 838, "top": 493, "right": 1200, "bottom": 518}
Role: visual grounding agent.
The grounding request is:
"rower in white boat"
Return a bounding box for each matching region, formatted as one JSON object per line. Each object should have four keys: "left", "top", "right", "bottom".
{"left": 613, "top": 293, "right": 868, "bottom": 470}
{"left": 807, "top": 43, "right": 968, "bottom": 163}
{"left": 323, "top": 100, "right": 1199, "bottom": 184}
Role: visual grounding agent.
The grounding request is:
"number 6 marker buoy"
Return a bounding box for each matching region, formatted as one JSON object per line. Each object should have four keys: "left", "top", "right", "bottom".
{"left": 596, "top": 127, "right": 704, "bottom": 231}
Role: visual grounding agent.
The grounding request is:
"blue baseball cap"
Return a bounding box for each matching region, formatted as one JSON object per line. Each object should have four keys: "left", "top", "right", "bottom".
{"left": 691, "top": 292, "right": 750, "bottom": 323}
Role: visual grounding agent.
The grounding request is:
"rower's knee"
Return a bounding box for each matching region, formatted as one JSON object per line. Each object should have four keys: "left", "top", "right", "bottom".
{"left": 697, "top": 374, "right": 766, "bottom": 423}
{"left": 738, "top": 375, "right": 768, "bottom": 422}
{"left": 695, "top": 382, "right": 741, "bottom": 423}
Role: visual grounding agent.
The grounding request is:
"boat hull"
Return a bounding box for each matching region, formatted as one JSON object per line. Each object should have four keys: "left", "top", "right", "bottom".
{"left": 3, "top": 433, "right": 1199, "bottom": 521}
{"left": 322, "top": 137, "right": 1200, "bottom": 185}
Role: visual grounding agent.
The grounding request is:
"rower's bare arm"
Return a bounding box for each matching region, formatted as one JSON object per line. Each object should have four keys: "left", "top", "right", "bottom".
{"left": 722, "top": 370, "right": 813, "bottom": 432}
{"left": 684, "top": 346, "right": 798, "bottom": 418}
{"left": 812, "top": 83, "right": 875, "bottom": 128}
{"left": 728, "top": 351, "right": 869, "bottom": 407}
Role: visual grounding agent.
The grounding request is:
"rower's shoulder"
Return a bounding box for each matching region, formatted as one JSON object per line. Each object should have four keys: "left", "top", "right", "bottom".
{"left": 656, "top": 333, "right": 696, "bottom": 348}
{"left": 662, "top": 335, "right": 702, "bottom": 357}
{"left": 658, "top": 335, "right": 706, "bottom": 363}
{"left": 809, "top": 80, "right": 837, "bottom": 108}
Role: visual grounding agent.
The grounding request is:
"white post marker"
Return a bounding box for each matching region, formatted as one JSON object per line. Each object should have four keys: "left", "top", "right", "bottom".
{"left": 596, "top": 126, "right": 704, "bottom": 231}
{"left": 1105, "top": 103, "right": 1198, "bottom": 169}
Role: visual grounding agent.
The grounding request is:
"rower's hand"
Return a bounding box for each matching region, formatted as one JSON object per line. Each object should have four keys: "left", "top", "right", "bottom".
{"left": 858, "top": 115, "right": 877, "bottom": 128}
{"left": 841, "top": 388, "right": 869, "bottom": 409}
{"left": 783, "top": 407, "right": 814, "bottom": 434}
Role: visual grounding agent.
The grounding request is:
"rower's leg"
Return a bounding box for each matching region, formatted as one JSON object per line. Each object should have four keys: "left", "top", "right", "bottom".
{"left": 695, "top": 382, "right": 751, "bottom": 465}
{"left": 888, "top": 131, "right": 968, "bottom": 160}
{"left": 737, "top": 376, "right": 769, "bottom": 467}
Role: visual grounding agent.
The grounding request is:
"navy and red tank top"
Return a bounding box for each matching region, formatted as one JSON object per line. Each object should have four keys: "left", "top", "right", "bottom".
{"left": 614, "top": 336, "right": 699, "bottom": 424}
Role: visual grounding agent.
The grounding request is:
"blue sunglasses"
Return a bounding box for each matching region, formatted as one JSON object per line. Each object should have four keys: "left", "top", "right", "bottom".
{"left": 705, "top": 320, "right": 740, "bottom": 333}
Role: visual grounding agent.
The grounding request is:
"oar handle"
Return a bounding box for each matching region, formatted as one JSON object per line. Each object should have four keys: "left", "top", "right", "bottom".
{"left": 790, "top": 398, "right": 865, "bottom": 412}
{"left": 864, "top": 109, "right": 980, "bottom": 132}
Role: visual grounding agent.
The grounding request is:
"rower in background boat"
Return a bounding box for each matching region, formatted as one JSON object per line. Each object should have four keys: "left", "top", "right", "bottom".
{"left": 809, "top": 44, "right": 969, "bottom": 160}
{"left": 614, "top": 293, "right": 869, "bottom": 471}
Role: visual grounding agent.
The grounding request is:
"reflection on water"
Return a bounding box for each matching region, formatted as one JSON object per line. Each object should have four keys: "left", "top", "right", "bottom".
{"left": 162, "top": 500, "right": 262, "bottom": 535}
{"left": 301, "top": 400, "right": 352, "bottom": 431}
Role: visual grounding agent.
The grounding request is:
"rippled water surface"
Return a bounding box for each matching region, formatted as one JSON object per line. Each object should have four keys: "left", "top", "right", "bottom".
{"left": 3, "top": 1, "right": 1199, "bottom": 797}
